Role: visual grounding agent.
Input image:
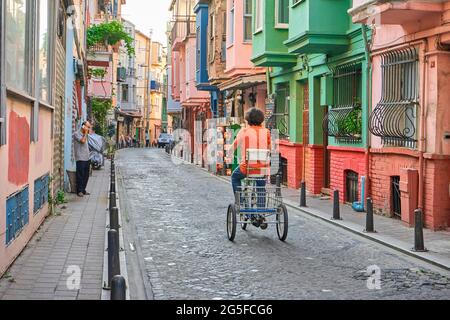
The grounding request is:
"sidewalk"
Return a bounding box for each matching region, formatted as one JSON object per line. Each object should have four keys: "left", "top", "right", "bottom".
{"left": 0, "top": 164, "right": 109, "bottom": 300}
{"left": 280, "top": 188, "right": 450, "bottom": 271}
{"left": 201, "top": 165, "right": 450, "bottom": 271}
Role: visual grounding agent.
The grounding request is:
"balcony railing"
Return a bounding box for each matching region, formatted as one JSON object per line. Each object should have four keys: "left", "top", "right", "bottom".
{"left": 267, "top": 113, "right": 289, "bottom": 139}
{"left": 171, "top": 18, "right": 196, "bottom": 45}
{"left": 151, "top": 80, "right": 163, "bottom": 92}
{"left": 89, "top": 43, "right": 110, "bottom": 53}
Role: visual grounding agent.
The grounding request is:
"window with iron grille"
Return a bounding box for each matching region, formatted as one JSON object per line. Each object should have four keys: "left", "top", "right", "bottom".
{"left": 324, "top": 63, "right": 362, "bottom": 144}
{"left": 369, "top": 48, "right": 419, "bottom": 149}
{"left": 267, "top": 84, "right": 290, "bottom": 139}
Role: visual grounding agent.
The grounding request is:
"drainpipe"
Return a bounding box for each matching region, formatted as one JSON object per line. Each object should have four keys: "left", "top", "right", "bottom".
{"left": 266, "top": 68, "right": 272, "bottom": 96}
{"left": 361, "top": 24, "right": 372, "bottom": 201}
{"left": 418, "top": 39, "right": 429, "bottom": 211}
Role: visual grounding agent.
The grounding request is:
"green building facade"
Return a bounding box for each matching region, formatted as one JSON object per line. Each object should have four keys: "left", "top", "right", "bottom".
{"left": 252, "top": 0, "right": 371, "bottom": 201}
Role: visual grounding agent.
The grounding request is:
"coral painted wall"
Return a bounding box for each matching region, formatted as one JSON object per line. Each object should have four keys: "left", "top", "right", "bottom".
{"left": 8, "top": 111, "right": 30, "bottom": 185}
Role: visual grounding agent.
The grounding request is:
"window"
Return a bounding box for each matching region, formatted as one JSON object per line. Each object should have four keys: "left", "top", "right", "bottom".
{"left": 324, "top": 63, "right": 362, "bottom": 143}
{"left": 5, "top": 0, "right": 30, "bottom": 92}
{"left": 39, "top": 0, "right": 52, "bottom": 102}
{"left": 209, "top": 13, "right": 215, "bottom": 62}
{"left": 221, "top": 12, "right": 227, "bottom": 62}
{"left": 196, "top": 26, "right": 200, "bottom": 74}
{"left": 275, "top": 0, "right": 289, "bottom": 27}
{"left": 255, "top": 0, "right": 263, "bottom": 32}
{"left": 243, "top": 0, "right": 252, "bottom": 42}
{"left": 122, "top": 84, "right": 129, "bottom": 103}
{"left": 369, "top": 48, "right": 419, "bottom": 149}
{"left": 229, "top": 0, "right": 234, "bottom": 44}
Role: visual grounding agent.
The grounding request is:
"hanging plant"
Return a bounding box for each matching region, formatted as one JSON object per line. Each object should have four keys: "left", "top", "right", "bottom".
{"left": 88, "top": 68, "right": 107, "bottom": 79}
{"left": 87, "top": 20, "right": 135, "bottom": 56}
{"left": 91, "top": 98, "right": 113, "bottom": 137}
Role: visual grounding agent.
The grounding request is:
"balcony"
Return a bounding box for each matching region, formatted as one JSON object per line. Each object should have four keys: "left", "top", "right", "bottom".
{"left": 171, "top": 18, "right": 196, "bottom": 52}
{"left": 87, "top": 43, "right": 113, "bottom": 67}
{"left": 284, "top": 0, "right": 350, "bottom": 55}
{"left": 251, "top": 0, "right": 297, "bottom": 68}
{"left": 151, "top": 80, "right": 163, "bottom": 93}
{"left": 350, "top": 0, "right": 445, "bottom": 25}
{"left": 117, "top": 67, "right": 127, "bottom": 82}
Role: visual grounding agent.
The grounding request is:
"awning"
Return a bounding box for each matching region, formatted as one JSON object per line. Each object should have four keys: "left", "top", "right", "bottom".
{"left": 115, "top": 109, "right": 143, "bottom": 119}
{"left": 218, "top": 73, "right": 266, "bottom": 91}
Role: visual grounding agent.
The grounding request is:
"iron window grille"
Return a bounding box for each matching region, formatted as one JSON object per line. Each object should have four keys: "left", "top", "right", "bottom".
{"left": 267, "top": 88, "right": 290, "bottom": 140}
{"left": 369, "top": 48, "right": 419, "bottom": 149}
{"left": 324, "top": 63, "right": 363, "bottom": 144}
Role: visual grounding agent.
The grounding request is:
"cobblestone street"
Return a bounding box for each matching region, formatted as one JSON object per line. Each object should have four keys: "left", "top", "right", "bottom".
{"left": 116, "top": 149, "right": 450, "bottom": 300}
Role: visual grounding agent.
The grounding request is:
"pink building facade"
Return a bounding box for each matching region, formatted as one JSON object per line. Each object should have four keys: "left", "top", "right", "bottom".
{"left": 218, "top": 0, "right": 267, "bottom": 119}
{"left": 351, "top": 0, "right": 450, "bottom": 230}
{"left": 170, "top": 0, "right": 210, "bottom": 164}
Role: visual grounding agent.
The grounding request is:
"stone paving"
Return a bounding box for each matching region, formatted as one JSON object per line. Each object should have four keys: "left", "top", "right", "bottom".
{"left": 0, "top": 164, "right": 109, "bottom": 300}
{"left": 116, "top": 149, "right": 450, "bottom": 300}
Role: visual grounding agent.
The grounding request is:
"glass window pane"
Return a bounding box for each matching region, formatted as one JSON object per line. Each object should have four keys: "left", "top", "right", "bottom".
{"left": 244, "top": 0, "right": 252, "bottom": 15}
{"left": 278, "top": 0, "right": 289, "bottom": 24}
{"left": 244, "top": 17, "right": 252, "bottom": 41}
{"left": 5, "top": 0, "right": 28, "bottom": 91}
{"left": 39, "top": 0, "right": 51, "bottom": 102}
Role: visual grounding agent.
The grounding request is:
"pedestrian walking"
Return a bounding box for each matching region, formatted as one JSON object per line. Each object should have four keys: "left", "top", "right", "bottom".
{"left": 73, "top": 121, "right": 92, "bottom": 197}
{"left": 145, "top": 131, "right": 150, "bottom": 148}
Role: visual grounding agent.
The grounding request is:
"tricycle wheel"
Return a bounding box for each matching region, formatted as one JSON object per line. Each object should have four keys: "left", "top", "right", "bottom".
{"left": 227, "top": 204, "right": 237, "bottom": 241}
{"left": 276, "top": 204, "right": 289, "bottom": 242}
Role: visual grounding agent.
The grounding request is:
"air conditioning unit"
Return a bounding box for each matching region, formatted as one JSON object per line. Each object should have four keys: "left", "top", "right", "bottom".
{"left": 73, "top": 59, "right": 84, "bottom": 80}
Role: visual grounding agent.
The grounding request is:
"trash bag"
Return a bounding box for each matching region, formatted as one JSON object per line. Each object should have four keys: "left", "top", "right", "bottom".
{"left": 88, "top": 133, "right": 106, "bottom": 169}
{"left": 88, "top": 133, "right": 106, "bottom": 153}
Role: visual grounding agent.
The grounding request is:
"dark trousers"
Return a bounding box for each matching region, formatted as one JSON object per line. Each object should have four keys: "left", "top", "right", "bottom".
{"left": 76, "top": 161, "right": 91, "bottom": 194}
{"left": 231, "top": 167, "right": 266, "bottom": 208}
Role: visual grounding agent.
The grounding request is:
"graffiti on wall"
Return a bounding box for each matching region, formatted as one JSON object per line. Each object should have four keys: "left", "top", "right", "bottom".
{"left": 8, "top": 111, "right": 30, "bottom": 185}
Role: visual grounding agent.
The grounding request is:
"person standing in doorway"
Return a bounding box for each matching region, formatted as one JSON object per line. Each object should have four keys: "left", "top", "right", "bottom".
{"left": 73, "top": 121, "right": 92, "bottom": 197}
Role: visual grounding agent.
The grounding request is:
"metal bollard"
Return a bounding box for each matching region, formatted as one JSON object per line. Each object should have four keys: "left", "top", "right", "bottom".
{"left": 107, "top": 229, "right": 121, "bottom": 288}
{"left": 413, "top": 209, "right": 427, "bottom": 252}
{"left": 300, "top": 181, "right": 306, "bottom": 207}
{"left": 109, "top": 207, "right": 120, "bottom": 230}
{"left": 276, "top": 175, "right": 282, "bottom": 197}
{"left": 109, "top": 192, "right": 116, "bottom": 211}
{"left": 110, "top": 180, "right": 116, "bottom": 193}
{"left": 364, "top": 198, "right": 376, "bottom": 233}
{"left": 111, "top": 275, "right": 126, "bottom": 300}
{"left": 332, "top": 190, "right": 342, "bottom": 220}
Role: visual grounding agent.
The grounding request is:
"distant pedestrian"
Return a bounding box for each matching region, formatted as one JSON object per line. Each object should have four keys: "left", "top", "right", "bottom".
{"left": 73, "top": 121, "right": 92, "bottom": 197}
{"left": 127, "top": 135, "right": 132, "bottom": 148}
{"left": 145, "top": 132, "right": 150, "bottom": 148}
{"left": 119, "top": 134, "right": 125, "bottom": 149}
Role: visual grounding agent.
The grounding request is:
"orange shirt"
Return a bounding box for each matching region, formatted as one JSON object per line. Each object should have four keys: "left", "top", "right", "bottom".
{"left": 232, "top": 125, "right": 271, "bottom": 175}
